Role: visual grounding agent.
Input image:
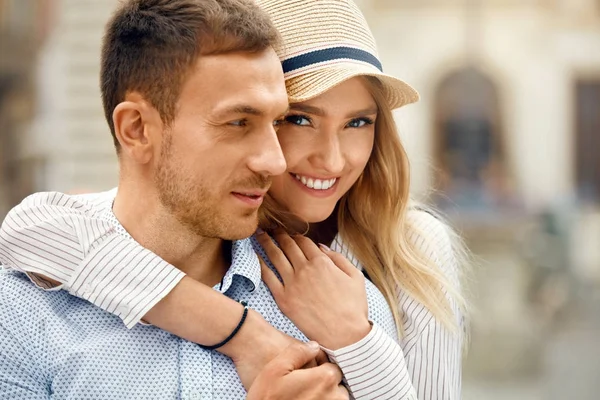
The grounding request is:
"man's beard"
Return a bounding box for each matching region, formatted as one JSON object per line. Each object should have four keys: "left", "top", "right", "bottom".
{"left": 154, "top": 134, "right": 271, "bottom": 239}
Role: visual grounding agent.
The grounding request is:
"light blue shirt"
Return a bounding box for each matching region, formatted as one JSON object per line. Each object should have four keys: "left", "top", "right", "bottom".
{"left": 0, "top": 208, "right": 397, "bottom": 400}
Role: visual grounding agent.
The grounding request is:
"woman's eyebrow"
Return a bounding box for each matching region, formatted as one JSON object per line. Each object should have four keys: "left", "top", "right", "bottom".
{"left": 289, "top": 104, "right": 378, "bottom": 118}
{"left": 289, "top": 104, "right": 325, "bottom": 116}
{"left": 345, "top": 106, "right": 378, "bottom": 118}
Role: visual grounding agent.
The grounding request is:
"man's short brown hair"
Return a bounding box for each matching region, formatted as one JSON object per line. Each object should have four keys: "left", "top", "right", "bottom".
{"left": 101, "top": 0, "right": 280, "bottom": 150}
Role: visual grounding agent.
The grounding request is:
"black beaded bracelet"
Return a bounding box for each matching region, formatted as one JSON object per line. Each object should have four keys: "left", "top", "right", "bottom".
{"left": 198, "top": 300, "right": 249, "bottom": 351}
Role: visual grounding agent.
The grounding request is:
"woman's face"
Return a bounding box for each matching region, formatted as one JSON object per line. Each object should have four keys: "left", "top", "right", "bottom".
{"left": 269, "top": 77, "right": 377, "bottom": 223}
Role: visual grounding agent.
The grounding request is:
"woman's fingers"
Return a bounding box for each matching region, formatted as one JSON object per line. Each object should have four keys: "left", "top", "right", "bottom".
{"left": 260, "top": 257, "right": 284, "bottom": 299}
{"left": 292, "top": 234, "right": 323, "bottom": 260}
{"left": 273, "top": 228, "right": 308, "bottom": 267}
{"left": 319, "top": 245, "right": 361, "bottom": 278}
{"left": 256, "top": 229, "right": 360, "bottom": 283}
{"left": 255, "top": 231, "right": 295, "bottom": 282}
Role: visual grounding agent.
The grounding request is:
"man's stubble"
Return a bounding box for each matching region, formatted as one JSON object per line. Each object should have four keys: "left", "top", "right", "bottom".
{"left": 154, "top": 131, "right": 270, "bottom": 240}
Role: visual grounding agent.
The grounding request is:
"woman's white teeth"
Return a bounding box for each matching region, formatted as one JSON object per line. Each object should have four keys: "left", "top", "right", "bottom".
{"left": 294, "top": 174, "right": 336, "bottom": 190}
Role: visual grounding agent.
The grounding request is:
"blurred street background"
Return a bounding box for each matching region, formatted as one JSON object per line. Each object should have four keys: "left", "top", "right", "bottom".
{"left": 1, "top": 1, "right": 599, "bottom": 398}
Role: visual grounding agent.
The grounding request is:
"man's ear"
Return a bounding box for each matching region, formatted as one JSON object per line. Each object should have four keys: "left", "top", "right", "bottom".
{"left": 113, "top": 92, "right": 162, "bottom": 164}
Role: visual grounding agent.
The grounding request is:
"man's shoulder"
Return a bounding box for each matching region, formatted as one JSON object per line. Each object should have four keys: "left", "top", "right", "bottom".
{"left": 0, "top": 268, "right": 73, "bottom": 311}
{"left": 0, "top": 268, "right": 94, "bottom": 327}
{"left": 0, "top": 268, "right": 111, "bottom": 341}
{"left": 19, "top": 188, "right": 117, "bottom": 217}
{"left": 0, "top": 269, "right": 64, "bottom": 339}
{"left": 71, "top": 188, "right": 118, "bottom": 207}
{"left": 363, "top": 275, "right": 399, "bottom": 341}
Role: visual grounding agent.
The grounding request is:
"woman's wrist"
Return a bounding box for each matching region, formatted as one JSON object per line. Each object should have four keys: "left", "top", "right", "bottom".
{"left": 318, "top": 319, "right": 372, "bottom": 351}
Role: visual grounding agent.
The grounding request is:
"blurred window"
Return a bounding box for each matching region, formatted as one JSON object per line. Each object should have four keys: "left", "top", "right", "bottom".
{"left": 433, "top": 67, "right": 509, "bottom": 209}
{"left": 575, "top": 80, "right": 600, "bottom": 204}
{"left": 1, "top": 0, "right": 34, "bottom": 36}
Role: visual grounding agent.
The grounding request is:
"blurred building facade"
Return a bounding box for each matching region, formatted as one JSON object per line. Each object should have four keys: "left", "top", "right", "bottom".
{"left": 2, "top": 0, "right": 599, "bottom": 211}
{"left": 355, "top": 0, "right": 600, "bottom": 396}
{"left": 0, "top": 0, "right": 54, "bottom": 216}
{"left": 0, "top": 0, "right": 119, "bottom": 218}
{"left": 358, "top": 0, "right": 600, "bottom": 212}
{"left": 0, "top": 0, "right": 599, "bottom": 398}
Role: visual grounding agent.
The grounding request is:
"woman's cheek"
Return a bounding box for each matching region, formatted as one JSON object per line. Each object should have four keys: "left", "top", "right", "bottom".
{"left": 277, "top": 130, "right": 297, "bottom": 153}
{"left": 342, "top": 135, "right": 374, "bottom": 169}
{"left": 280, "top": 136, "right": 313, "bottom": 165}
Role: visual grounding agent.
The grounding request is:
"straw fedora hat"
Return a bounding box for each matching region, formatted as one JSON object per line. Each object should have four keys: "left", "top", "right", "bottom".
{"left": 256, "top": 0, "right": 419, "bottom": 109}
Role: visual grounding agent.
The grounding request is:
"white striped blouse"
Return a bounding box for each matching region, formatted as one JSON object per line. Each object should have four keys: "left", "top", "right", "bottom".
{"left": 0, "top": 190, "right": 463, "bottom": 400}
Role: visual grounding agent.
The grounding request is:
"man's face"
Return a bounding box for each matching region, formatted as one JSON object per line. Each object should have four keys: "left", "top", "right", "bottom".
{"left": 155, "top": 49, "right": 288, "bottom": 240}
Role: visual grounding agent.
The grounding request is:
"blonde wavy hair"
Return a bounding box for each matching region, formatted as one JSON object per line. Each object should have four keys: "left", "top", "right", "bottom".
{"left": 261, "top": 76, "right": 469, "bottom": 337}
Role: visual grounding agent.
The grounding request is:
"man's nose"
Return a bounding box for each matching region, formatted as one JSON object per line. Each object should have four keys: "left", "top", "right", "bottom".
{"left": 247, "top": 125, "right": 287, "bottom": 177}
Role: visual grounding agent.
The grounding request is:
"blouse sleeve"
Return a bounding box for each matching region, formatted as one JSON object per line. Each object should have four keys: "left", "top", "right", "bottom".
{"left": 0, "top": 191, "right": 185, "bottom": 328}
{"left": 323, "top": 209, "right": 464, "bottom": 400}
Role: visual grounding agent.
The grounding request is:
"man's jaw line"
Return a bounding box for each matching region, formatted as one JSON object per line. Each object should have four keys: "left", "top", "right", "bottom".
{"left": 113, "top": 185, "right": 225, "bottom": 272}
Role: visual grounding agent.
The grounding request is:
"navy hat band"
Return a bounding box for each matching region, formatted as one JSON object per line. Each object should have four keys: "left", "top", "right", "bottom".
{"left": 282, "top": 46, "right": 383, "bottom": 74}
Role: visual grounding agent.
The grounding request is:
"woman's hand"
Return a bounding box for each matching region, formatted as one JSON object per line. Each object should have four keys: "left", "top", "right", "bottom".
{"left": 257, "top": 229, "right": 371, "bottom": 350}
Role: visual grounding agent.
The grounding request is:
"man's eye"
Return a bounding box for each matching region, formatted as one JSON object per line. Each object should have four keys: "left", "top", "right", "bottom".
{"left": 285, "top": 115, "right": 311, "bottom": 126}
{"left": 229, "top": 119, "right": 247, "bottom": 127}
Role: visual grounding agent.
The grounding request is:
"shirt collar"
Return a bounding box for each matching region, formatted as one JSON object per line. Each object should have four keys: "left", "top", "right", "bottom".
{"left": 218, "top": 239, "right": 261, "bottom": 294}
{"left": 330, "top": 233, "right": 365, "bottom": 271}
{"left": 100, "top": 200, "right": 261, "bottom": 294}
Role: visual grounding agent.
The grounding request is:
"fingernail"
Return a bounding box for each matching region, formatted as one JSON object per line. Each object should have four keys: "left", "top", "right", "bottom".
{"left": 307, "top": 341, "right": 319, "bottom": 350}
{"left": 256, "top": 228, "right": 264, "bottom": 235}
{"left": 318, "top": 243, "right": 331, "bottom": 252}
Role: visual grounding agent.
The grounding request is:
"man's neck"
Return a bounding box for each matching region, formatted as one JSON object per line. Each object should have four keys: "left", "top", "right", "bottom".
{"left": 112, "top": 184, "right": 229, "bottom": 287}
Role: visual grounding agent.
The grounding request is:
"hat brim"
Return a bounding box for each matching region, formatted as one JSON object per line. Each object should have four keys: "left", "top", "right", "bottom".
{"left": 285, "top": 64, "right": 420, "bottom": 110}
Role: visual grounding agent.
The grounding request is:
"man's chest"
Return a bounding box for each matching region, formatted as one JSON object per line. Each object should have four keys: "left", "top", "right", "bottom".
{"left": 49, "top": 278, "right": 396, "bottom": 400}
{"left": 49, "top": 318, "right": 249, "bottom": 399}
{"left": 46, "top": 281, "right": 296, "bottom": 400}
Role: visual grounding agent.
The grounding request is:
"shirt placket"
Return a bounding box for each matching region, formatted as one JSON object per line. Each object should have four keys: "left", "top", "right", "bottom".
{"left": 180, "top": 340, "right": 213, "bottom": 400}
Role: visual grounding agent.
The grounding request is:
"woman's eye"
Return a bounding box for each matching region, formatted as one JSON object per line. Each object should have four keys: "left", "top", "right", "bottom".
{"left": 273, "top": 118, "right": 285, "bottom": 127}
{"left": 347, "top": 118, "right": 374, "bottom": 128}
{"left": 285, "top": 115, "right": 311, "bottom": 126}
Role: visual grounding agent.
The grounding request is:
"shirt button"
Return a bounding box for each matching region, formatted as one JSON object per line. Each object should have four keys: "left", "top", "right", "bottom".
{"left": 81, "top": 284, "right": 92, "bottom": 296}
{"left": 187, "top": 392, "right": 202, "bottom": 400}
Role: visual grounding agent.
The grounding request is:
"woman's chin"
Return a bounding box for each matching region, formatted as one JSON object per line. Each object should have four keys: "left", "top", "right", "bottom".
{"left": 292, "top": 207, "right": 335, "bottom": 224}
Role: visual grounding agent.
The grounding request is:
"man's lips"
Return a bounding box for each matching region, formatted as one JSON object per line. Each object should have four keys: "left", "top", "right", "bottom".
{"left": 232, "top": 189, "right": 267, "bottom": 197}
{"left": 231, "top": 190, "right": 267, "bottom": 207}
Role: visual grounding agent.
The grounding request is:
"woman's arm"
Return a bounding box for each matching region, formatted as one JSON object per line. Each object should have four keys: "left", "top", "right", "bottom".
{"left": 145, "top": 275, "right": 301, "bottom": 388}
{"left": 0, "top": 190, "right": 298, "bottom": 389}
{"left": 323, "top": 298, "right": 463, "bottom": 400}
{"left": 257, "top": 217, "right": 464, "bottom": 400}
{"left": 257, "top": 231, "right": 417, "bottom": 399}
{"left": 331, "top": 210, "right": 465, "bottom": 400}
{"left": 396, "top": 210, "right": 464, "bottom": 399}
{"left": 0, "top": 190, "right": 184, "bottom": 327}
